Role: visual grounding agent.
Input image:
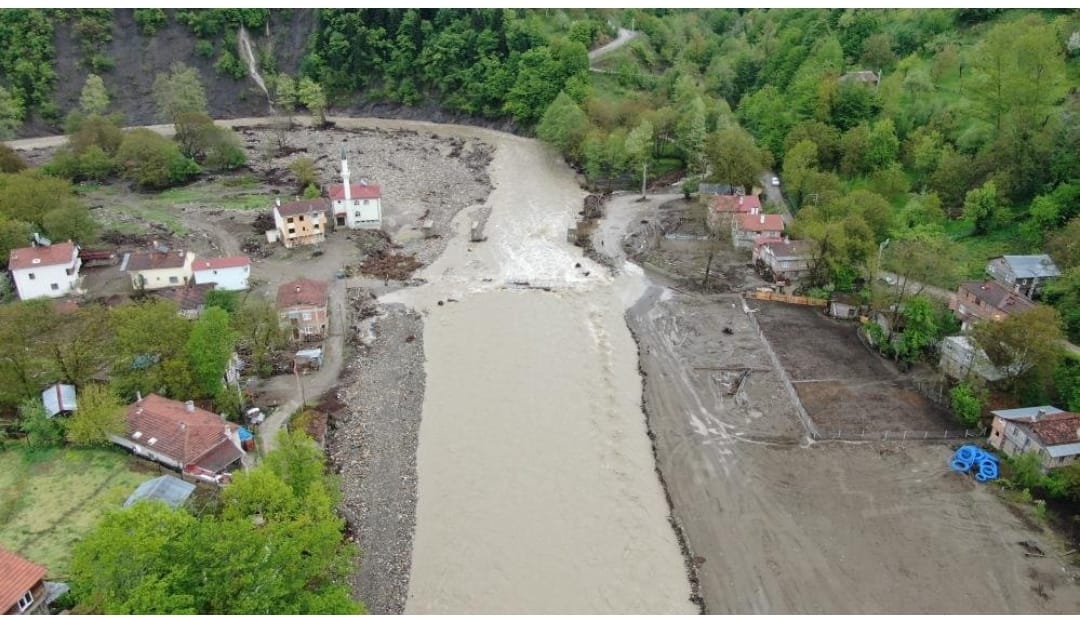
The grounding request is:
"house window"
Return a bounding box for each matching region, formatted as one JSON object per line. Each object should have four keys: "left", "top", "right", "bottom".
{"left": 286, "top": 217, "right": 294, "bottom": 223}
{"left": 287, "top": 227, "right": 296, "bottom": 235}
{"left": 298, "top": 215, "right": 305, "bottom": 222}
{"left": 354, "top": 199, "right": 360, "bottom": 205}
{"left": 169, "top": 276, "right": 179, "bottom": 284}
{"left": 364, "top": 199, "right": 370, "bottom": 205}
{"left": 28, "top": 273, "right": 35, "bottom": 280}
{"left": 313, "top": 223, "right": 320, "bottom": 230}
{"left": 16, "top": 590, "right": 33, "bottom": 612}
{"left": 66, "top": 267, "right": 74, "bottom": 276}
{"left": 50, "top": 283, "right": 59, "bottom": 290}
{"left": 302, "top": 311, "right": 312, "bottom": 321}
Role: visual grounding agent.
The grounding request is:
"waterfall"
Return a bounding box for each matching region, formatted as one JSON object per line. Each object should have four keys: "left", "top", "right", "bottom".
{"left": 237, "top": 25, "right": 274, "bottom": 114}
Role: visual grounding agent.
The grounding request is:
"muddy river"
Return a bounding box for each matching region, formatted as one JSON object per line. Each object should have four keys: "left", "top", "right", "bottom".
{"left": 386, "top": 132, "right": 693, "bottom": 613}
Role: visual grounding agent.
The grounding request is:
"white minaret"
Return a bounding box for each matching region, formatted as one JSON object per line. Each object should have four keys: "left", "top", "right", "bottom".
{"left": 341, "top": 148, "right": 351, "bottom": 203}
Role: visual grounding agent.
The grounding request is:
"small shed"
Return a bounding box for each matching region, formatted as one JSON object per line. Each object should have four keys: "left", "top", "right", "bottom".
{"left": 294, "top": 347, "right": 324, "bottom": 371}
{"left": 827, "top": 293, "right": 862, "bottom": 319}
{"left": 41, "top": 383, "right": 77, "bottom": 418}
{"left": 123, "top": 475, "right": 196, "bottom": 509}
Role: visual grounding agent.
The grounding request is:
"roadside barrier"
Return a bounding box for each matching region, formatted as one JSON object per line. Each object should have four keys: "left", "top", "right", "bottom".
{"left": 745, "top": 289, "right": 827, "bottom": 307}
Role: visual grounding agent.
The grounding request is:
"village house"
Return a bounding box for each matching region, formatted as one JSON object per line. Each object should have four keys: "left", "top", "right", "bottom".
{"left": 277, "top": 277, "right": 329, "bottom": 343}
{"left": 988, "top": 406, "right": 1080, "bottom": 470}
{"left": 151, "top": 282, "right": 218, "bottom": 319}
{"left": 272, "top": 198, "right": 329, "bottom": 248}
{"left": 122, "top": 242, "right": 196, "bottom": 290}
{"left": 328, "top": 151, "right": 383, "bottom": 230}
{"left": 8, "top": 240, "right": 81, "bottom": 300}
{"left": 0, "top": 547, "right": 48, "bottom": 615}
{"left": 949, "top": 279, "right": 1036, "bottom": 332}
{"left": 938, "top": 335, "right": 1005, "bottom": 384}
{"left": 707, "top": 193, "right": 760, "bottom": 233}
{"left": 753, "top": 237, "right": 812, "bottom": 286}
{"left": 192, "top": 255, "right": 251, "bottom": 291}
{"left": 109, "top": 394, "right": 245, "bottom": 483}
{"left": 985, "top": 254, "right": 1060, "bottom": 299}
{"left": 40, "top": 383, "right": 77, "bottom": 418}
{"left": 732, "top": 212, "right": 785, "bottom": 249}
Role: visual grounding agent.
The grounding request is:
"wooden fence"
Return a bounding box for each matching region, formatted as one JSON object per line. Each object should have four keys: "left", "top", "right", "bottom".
{"left": 745, "top": 289, "right": 827, "bottom": 307}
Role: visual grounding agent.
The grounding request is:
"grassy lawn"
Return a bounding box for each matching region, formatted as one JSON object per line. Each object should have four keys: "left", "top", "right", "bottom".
{"left": 0, "top": 447, "right": 155, "bottom": 578}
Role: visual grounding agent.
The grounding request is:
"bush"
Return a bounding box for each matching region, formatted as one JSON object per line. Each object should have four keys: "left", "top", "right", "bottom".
{"left": 116, "top": 128, "right": 201, "bottom": 189}
{"left": 949, "top": 382, "right": 983, "bottom": 427}
{"left": 194, "top": 39, "right": 215, "bottom": 58}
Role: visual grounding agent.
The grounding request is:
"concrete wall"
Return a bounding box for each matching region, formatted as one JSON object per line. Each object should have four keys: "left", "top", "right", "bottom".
{"left": 13, "top": 256, "right": 80, "bottom": 300}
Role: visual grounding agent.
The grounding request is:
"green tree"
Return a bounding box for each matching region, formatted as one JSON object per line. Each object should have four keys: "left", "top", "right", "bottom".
{"left": 950, "top": 382, "right": 984, "bottom": 428}
{"left": 1043, "top": 267, "right": 1080, "bottom": 342}
{"left": 273, "top": 74, "right": 298, "bottom": 124}
{"left": 232, "top": 296, "right": 285, "bottom": 378}
{"left": 963, "top": 181, "right": 1001, "bottom": 236}
{"left": 624, "top": 119, "right": 654, "bottom": 198}
{"left": 40, "top": 303, "right": 113, "bottom": 387}
{"left": 186, "top": 307, "right": 237, "bottom": 398}
{"left": 706, "top": 125, "right": 769, "bottom": 193}
{"left": 783, "top": 139, "right": 818, "bottom": 208}
{"left": 676, "top": 96, "right": 707, "bottom": 174}
{"left": 297, "top": 77, "right": 328, "bottom": 125}
{"left": 288, "top": 157, "right": 318, "bottom": 191}
{"left": 0, "top": 171, "right": 79, "bottom": 228}
{"left": 536, "top": 91, "right": 590, "bottom": 160}
{"left": 78, "top": 73, "right": 109, "bottom": 115}
{"left": 65, "top": 384, "right": 124, "bottom": 446}
{"left": 152, "top": 62, "right": 208, "bottom": 123}
{"left": 784, "top": 120, "right": 841, "bottom": 171}
{"left": 133, "top": 9, "right": 167, "bottom": 36}
{"left": 0, "top": 85, "right": 24, "bottom": 139}
{"left": 18, "top": 398, "right": 64, "bottom": 450}
{"left": 110, "top": 299, "right": 194, "bottom": 399}
{"left": 204, "top": 289, "right": 239, "bottom": 314}
{"left": 116, "top": 128, "right": 201, "bottom": 189}
{"left": 893, "top": 295, "right": 938, "bottom": 362}
{"left": 839, "top": 123, "right": 871, "bottom": 176}
{"left": 972, "top": 305, "right": 1064, "bottom": 399}
{"left": 0, "top": 300, "right": 56, "bottom": 407}
{"left": 1046, "top": 217, "right": 1080, "bottom": 270}
{"left": 42, "top": 205, "right": 98, "bottom": 245}
{"left": 866, "top": 118, "right": 899, "bottom": 170}
{"left": 0, "top": 217, "right": 34, "bottom": 267}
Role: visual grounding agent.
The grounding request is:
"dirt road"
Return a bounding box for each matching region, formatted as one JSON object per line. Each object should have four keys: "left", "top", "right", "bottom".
{"left": 599, "top": 198, "right": 1080, "bottom": 613}
{"left": 588, "top": 27, "right": 640, "bottom": 63}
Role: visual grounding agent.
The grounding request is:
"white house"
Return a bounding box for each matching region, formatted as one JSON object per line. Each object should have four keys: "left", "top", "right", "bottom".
{"left": 986, "top": 254, "right": 1061, "bottom": 299}
{"left": 8, "top": 241, "right": 81, "bottom": 300}
{"left": 192, "top": 256, "right": 251, "bottom": 291}
{"left": 328, "top": 151, "right": 382, "bottom": 230}
{"left": 121, "top": 242, "right": 196, "bottom": 290}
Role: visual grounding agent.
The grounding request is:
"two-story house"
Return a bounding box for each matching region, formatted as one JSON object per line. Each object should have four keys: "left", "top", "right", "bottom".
{"left": 277, "top": 277, "right": 329, "bottom": 343}
{"left": 988, "top": 406, "right": 1080, "bottom": 470}
{"left": 328, "top": 152, "right": 383, "bottom": 230}
{"left": 986, "top": 254, "right": 1060, "bottom": 299}
{"left": 8, "top": 241, "right": 81, "bottom": 300}
{"left": 949, "top": 279, "right": 1036, "bottom": 332}
{"left": 273, "top": 198, "right": 329, "bottom": 248}
{"left": 192, "top": 255, "right": 251, "bottom": 290}
{"left": 122, "top": 242, "right": 196, "bottom": 290}
{"left": 732, "top": 213, "right": 785, "bottom": 249}
{"left": 753, "top": 237, "right": 812, "bottom": 285}
{"left": 707, "top": 194, "right": 760, "bottom": 234}
{"left": 0, "top": 547, "right": 48, "bottom": 615}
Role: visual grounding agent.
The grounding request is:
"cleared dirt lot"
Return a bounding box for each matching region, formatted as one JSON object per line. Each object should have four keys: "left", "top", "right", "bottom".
{"left": 752, "top": 300, "right": 956, "bottom": 434}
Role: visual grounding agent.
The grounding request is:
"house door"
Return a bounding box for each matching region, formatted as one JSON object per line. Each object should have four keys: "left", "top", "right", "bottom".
{"left": 337, "top": 214, "right": 346, "bottom": 226}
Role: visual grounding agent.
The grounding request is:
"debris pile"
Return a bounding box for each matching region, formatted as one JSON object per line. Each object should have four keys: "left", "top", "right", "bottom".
{"left": 950, "top": 444, "right": 999, "bottom": 482}
{"left": 358, "top": 251, "right": 423, "bottom": 281}
{"left": 251, "top": 212, "right": 276, "bottom": 233}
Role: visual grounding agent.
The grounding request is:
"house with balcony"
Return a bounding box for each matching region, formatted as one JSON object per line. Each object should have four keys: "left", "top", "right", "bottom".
{"left": 272, "top": 198, "right": 329, "bottom": 249}
{"left": 8, "top": 241, "right": 81, "bottom": 300}
{"left": 277, "top": 277, "right": 329, "bottom": 343}
{"left": 949, "top": 279, "right": 1036, "bottom": 332}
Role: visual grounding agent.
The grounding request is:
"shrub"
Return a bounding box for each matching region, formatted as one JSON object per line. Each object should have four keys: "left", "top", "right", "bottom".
{"left": 116, "top": 128, "right": 201, "bottom": 189}
{"left": 949, "top": 382, "right": 983, "bottom": 427}
{"left": 133, "top": 8, "right": 167, "bottom": 36}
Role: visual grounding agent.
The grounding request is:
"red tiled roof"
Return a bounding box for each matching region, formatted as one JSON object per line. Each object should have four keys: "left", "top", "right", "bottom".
{"left": 328, "top": 182, "right": 381, "bottom": 200}
{"left": 277, "top": 278, "right": 328, "bottom": 309}
{"left": 122, "top": 394, "right": 241, "bottom": 473}
{"left": 274, "top": 198, "right": 329, "bottom": 218}
{"left": 126, "top": 249, "right": 191, "bottom": 271}
{"left": 151, "top": 283, "right": 217, "bottom": 313}
{"left": 192, "top": 256, "right": 251, "bottom": 271}
{"left": 0, "top": 547, "right": 47, "bottom": 612}
{"left": 8, "top": 241, "right": 77, "bottom": 271}
{"left": 735, "top": 213, "right": 785, "bottom": 232}
{"left": 1021, "top": 412, "right": 1080, "bottom": 446}
{"left": 766, "top": 239, "right": 812, "bottom": 258}
{"left": 958, "top": 280, "right": 1036, "bottom": 316}
{"left": 711, "top": 194, "right": 760, "bottom": 214}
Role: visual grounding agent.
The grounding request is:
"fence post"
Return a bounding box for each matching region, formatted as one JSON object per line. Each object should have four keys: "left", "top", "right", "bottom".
{"left": 837, "top": 428, "right": 841, "bottom": 438}
{"left": 862, "top": 429, "right": 865, "bottom": 439}
{"left": 903, "top": 430, "right": 907, "bottom": 441}
{"left": 944, "top": 429, "right": 948, "bottom": 439}
{"left": 924, "top": 431, "right": 928, "bottom": 439}
{"left": 883, "top": 430, "right": 889, "bottom": 441}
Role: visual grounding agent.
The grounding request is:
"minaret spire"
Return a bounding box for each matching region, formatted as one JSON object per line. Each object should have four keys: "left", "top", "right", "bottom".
{"left": 341, "top": 148, "right": 351, "bottom": 202}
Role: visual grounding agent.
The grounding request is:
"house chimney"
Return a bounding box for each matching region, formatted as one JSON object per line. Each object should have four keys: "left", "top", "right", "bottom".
{"left": 738, "top": 196, "right": 743, "bottom": 205}
{"left": 136, "top": 390, "right": 142, "bottom": 402}
{"left": 760, "top": 214, "right": 766, "bottom": 224}
{"left": 1035, "top": 408, "right": 1046, "bottom": 421}
{"left": 341, "top": 148, "right": 351, "bottom": 203}
{"left": 295, "top": 285, "right": 301, "bottom": 294}
{"left": 185, "top": 400, "right": 195, "bottom": 413}
{"left": 784, "top": 236, "right": 790, "bottom": 244}
{"left": 276, "top": 197, "right": 281, "bottom": 207}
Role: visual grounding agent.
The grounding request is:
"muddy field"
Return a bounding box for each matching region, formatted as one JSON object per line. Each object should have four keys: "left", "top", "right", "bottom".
{"left": 752, "top": 300, "right": 956, "bottom": 434}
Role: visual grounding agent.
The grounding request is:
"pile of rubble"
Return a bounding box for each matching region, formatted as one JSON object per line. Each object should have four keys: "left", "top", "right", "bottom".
{"left": 358, "top": 251, "right": 423, "bottom": 281}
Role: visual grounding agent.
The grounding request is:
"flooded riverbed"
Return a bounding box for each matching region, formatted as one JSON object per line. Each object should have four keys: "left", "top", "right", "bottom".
{"left": 389, "top": 134, "right": 693, "bottom": 613}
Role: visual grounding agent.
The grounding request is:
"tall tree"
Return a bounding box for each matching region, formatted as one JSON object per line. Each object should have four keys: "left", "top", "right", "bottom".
{"left": 0, "top": 85, "right": 24, "bottom": 139}
{"left": 782, "top": 139, "right": 818, "bottom": 208}
{"left": 297, "top": 77, "right": 328, "bottom": 125}
{"left": 78, "top": 73, "right": 109, "bottom": 115}
{"left": 536, "top": 91, "right": 590, "bottom": 159}
{"left": 152, "top": 62, "right": 208, "bottom": 123}
{"left": 963, "top": 180, "right": 1001, "bottom": 236}
{"left": 676, "top": 96, "right": 708, "bottom": 175}
{"left": 185, "top": 307, "right": 237, "bottom": 399}
{"left": 705, "top": 125, "right": 769, "bottom": 193}
{"left": 624, "top": 120, "right": 654, "bottom": 198}
{"left": 972, "top": 305, "right": 1064, "bottom": 398}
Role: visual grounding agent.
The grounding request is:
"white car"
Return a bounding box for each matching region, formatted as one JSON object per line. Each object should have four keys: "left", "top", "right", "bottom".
{"left": 770, "top": 176, "right": 781, "bottom": 187}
